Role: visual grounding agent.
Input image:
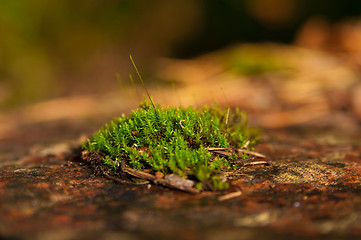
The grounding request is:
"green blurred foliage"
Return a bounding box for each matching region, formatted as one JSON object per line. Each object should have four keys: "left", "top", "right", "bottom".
{"left": 0, "top": 0, "right": 201, "bottom": 108}
{"left": 0, "top": 1, "right": 132, "bottom": 107}
{"left": 0, "top": 0, "right": 360, "bottom": 109}
{"left": 224, "top": 45, "right": 283, "bottom": 75}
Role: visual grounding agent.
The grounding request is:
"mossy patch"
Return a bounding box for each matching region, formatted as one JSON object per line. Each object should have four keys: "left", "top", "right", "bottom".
{"left": 82, "top": 100, "right": 257, "bottom": 191}
{"left": 223, "top": 45, "right": 282, "bottom": 76}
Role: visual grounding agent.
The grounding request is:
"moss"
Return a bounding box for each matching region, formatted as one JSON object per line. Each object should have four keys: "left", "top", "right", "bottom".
{"left": 224, "top": 45, "right": 282, "bottom": 76}
{"left": 212, "top": 176, "right": 229, "bottom": 190}
{"left": 82, "top": 100, "right": 256, "bottom": 190}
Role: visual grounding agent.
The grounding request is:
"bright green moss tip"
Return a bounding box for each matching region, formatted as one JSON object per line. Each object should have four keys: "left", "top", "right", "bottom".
{"left": 83, "top": 100, "right": 255, "bottom": 190}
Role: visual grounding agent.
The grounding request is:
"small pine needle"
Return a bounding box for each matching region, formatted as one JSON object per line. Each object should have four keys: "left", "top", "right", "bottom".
{"left": 221, "top": 88, "right": 230, "bottom": 127}
{"left": 129, "top": 54, "right": 155, "bottom": 108}
{"left": 129, "top": 73, "right": 141, "bottom": 102}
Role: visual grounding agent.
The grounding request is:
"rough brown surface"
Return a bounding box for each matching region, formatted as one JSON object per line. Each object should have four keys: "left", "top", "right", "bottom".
{"left": 1, "top": 43, "right": 361, "bottom": 240}
{"left": 1, "top": 115, "right": 361, "bottom": 240}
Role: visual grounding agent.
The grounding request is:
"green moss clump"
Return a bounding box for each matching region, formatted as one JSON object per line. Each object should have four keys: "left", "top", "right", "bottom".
{"left": 83, "top": 100, "right": 255, "bottom": 190}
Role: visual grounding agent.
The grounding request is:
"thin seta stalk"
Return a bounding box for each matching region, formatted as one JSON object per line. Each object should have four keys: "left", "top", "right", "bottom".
{"left": 129, "top": 54, "right": 155, "bottom": 109}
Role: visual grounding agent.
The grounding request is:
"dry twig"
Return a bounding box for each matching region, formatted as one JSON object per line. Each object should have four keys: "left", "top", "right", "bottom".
{"left": 208, "top": 147, "right": 266, "bottom": 158}
{"left": 218, "top": 191, "right": 242, "bottom": 201}
{"left": 123, "top": 167, "right": 199, "bottom": 193}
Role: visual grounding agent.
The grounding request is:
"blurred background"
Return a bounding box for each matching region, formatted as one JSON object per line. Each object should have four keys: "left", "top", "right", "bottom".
{"left": 2, "top": 2, "right": 361, "bottom": 238}
{"left": 1, "top": 0, "right": 361, "bottom": 132}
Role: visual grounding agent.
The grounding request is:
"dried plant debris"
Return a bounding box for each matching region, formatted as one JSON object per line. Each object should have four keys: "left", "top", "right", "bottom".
{"left": 82, "top": 100, "right": 260, "bottom": 192}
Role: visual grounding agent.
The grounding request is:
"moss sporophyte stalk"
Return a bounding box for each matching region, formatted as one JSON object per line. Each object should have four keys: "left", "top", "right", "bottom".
{"left": 82, "top": 100, "right": 257, "bottom": 191}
